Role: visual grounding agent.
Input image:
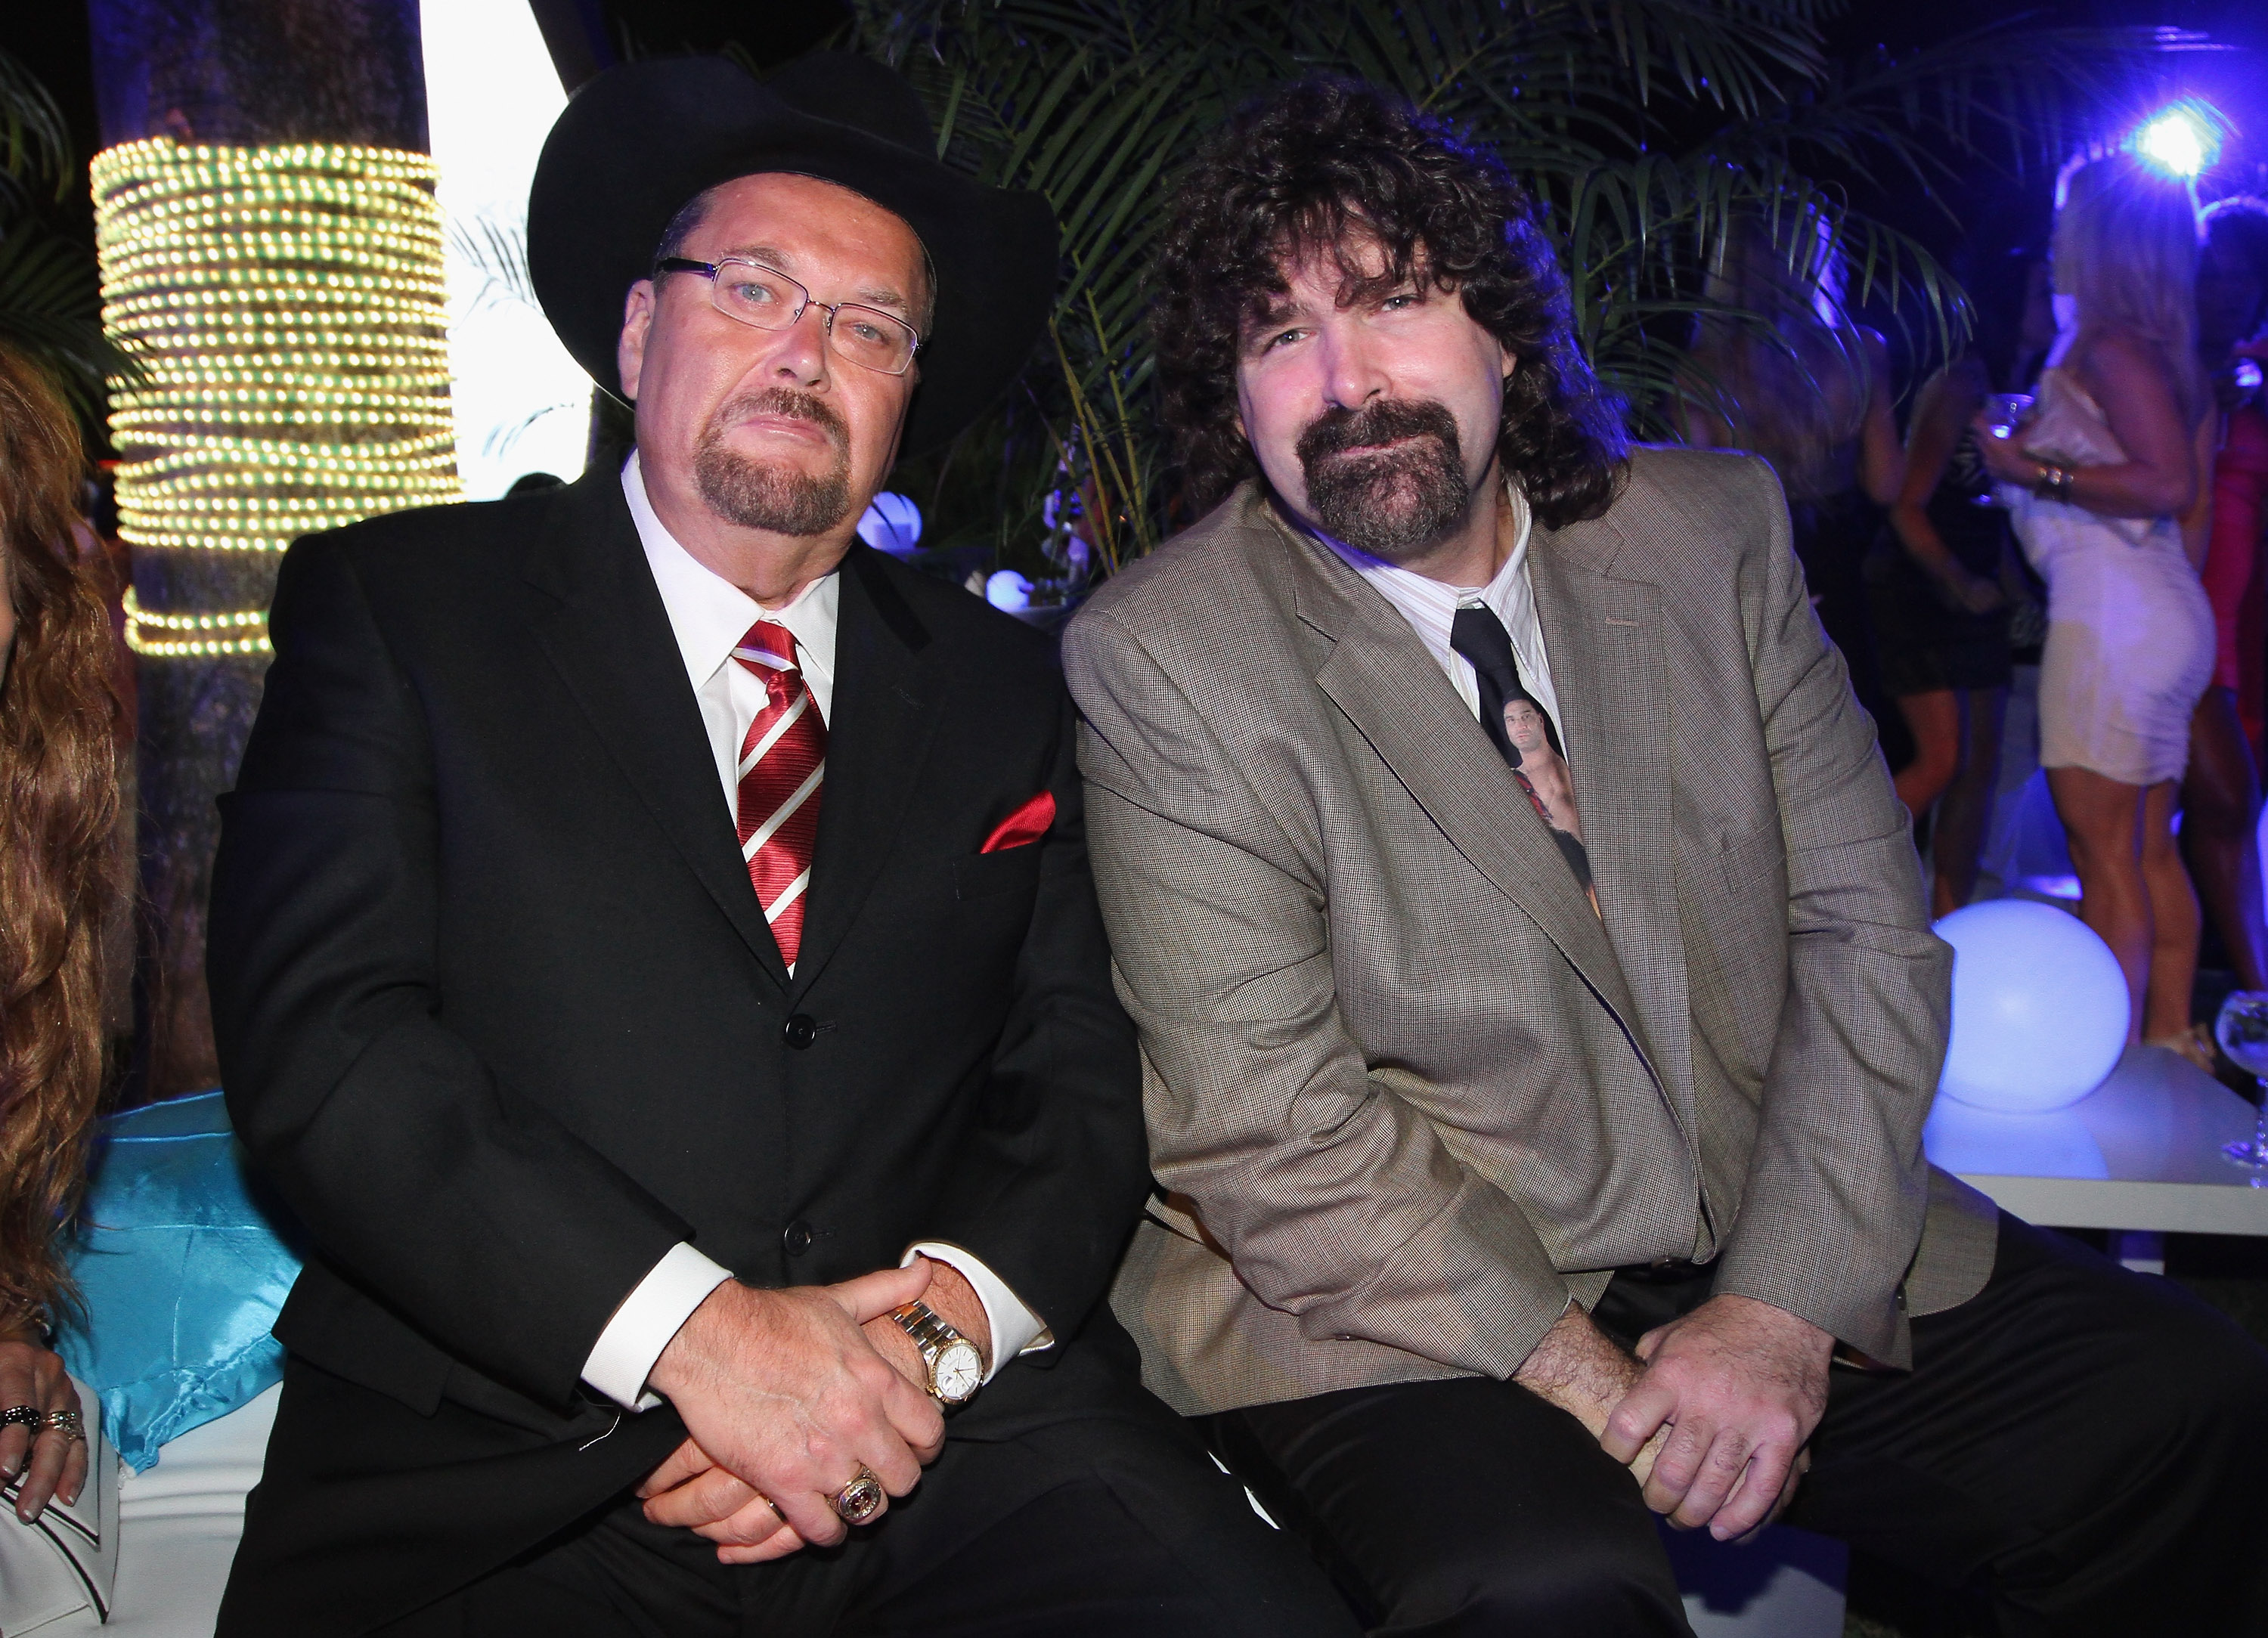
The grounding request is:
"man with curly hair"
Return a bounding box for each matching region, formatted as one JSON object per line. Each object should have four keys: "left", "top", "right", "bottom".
{"left": 1064, "top": 78, "right": 2268, "bottom": 1634}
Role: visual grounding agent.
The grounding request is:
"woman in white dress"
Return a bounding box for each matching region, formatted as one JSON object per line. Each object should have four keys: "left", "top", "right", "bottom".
{"left": 1976, "top": 152, "right": 2217, "bottom": 1058}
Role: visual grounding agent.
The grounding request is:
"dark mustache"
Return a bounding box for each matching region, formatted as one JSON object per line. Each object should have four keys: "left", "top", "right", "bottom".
{"left": 720, "top": 387, "right": 848, "bottom": 447}
{"left": 1296, "top": 398, "right": 1460, "bottom": 467}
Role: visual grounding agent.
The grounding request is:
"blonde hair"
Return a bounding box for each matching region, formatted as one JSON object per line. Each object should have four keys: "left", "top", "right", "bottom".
{"left": 2053, "top": 151, "right": 2208, "bottom": 424}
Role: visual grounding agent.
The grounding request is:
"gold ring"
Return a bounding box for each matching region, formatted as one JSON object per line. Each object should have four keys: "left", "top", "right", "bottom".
{"left": 830, "top": 1464, "right": 885, "bottom": 1525}
{"left": 43, "top": 1408, "right": 84, "bottom": 1443}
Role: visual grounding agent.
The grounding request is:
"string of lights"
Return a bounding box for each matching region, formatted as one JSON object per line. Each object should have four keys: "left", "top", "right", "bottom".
{"left": 119, "top": 587, "right": 271, "bottom": 658}
{"left": 94, "top": 137, "right": 462, "bottom": 658}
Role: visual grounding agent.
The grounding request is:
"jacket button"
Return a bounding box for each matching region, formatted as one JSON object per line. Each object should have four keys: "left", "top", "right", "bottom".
{"left": 782, "top": 1013, "right": 817, "bottom": 1049}
{"left": 783, "top": 1220, "right": 814, "bottom": 1257}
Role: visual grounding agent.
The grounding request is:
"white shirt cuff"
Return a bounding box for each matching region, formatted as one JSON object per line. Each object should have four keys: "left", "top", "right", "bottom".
{"left": 903, "top": 1241, "right": 1053, "bottom": 1384}
{"left": 581, "top": 1242, "right": 733, "bottom": 1410}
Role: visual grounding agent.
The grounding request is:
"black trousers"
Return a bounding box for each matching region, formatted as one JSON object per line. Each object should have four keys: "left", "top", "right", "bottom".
{"left": 376, "top": 1386, "right": 1359, "bottom": 1638}
{"left": 1215, "top": 1213, "right": 2268, "bottom": 1638}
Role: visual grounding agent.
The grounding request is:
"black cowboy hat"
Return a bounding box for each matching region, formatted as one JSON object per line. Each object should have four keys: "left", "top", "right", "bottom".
{"left": 528, "top": 52, "right": 1058, "bottom": 457}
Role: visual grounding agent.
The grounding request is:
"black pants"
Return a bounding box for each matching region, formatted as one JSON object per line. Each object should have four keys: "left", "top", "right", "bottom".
{"left": 378, "top": 1390, "right": 1359, "bottom": 1638}
{"left": 1215, "top": 1213, "right": 2268, "bottom": 1637}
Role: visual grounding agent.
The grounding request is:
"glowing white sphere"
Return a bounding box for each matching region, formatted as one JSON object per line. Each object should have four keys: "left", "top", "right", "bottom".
{"left": 857, "top": 491, "right": 924, "bottom": 557}
{"left": 984, "top": 570, "right": 1033, "bottom": 612}
{"left": 1935, "top": 900, "right": 2129, "bottom": 1113}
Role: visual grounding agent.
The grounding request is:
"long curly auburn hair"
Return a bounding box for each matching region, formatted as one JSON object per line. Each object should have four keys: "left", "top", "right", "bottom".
{"left": 0, "top": 347, "right": 122, "bottom": 1339}
{"left": 1152, "top": 77, "right": 1628, "bottom": 528}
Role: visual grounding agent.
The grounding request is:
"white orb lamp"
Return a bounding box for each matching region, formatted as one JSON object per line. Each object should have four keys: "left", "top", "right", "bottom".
{"left": 1935, "top": 900, "right": 2129, "bottom": 1113}
{"left": 985, "top": 570, "right": 1034, "bottom": 612}
{"left": 857, "top": 491, "right": 924, "bottom": 558}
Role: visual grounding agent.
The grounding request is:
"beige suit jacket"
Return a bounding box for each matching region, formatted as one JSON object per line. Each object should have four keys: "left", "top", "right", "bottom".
{"left": 1063, "top": 449, "right": 2000, "bottom": 1418}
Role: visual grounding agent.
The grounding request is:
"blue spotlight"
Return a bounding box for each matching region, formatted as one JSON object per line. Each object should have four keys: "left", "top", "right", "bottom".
{"left": 2133, "top": 103, "right": 2221, "bottom": 179}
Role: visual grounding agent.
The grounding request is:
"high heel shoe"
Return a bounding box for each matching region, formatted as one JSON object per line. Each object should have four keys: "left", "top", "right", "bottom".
{"left": 2143, "top": 1023, "right": 2217, "bottom": 1073}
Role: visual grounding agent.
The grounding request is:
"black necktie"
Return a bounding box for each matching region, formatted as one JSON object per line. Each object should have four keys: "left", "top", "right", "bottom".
{"left": 1448, "top": 602, "right": 1591, "bottom": 893}
{"left": 1449, "top": 603, "right": 1560, "bottom": 768}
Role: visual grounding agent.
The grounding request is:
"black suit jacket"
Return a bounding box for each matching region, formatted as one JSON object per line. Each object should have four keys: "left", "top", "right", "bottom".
{"left": 207, "top": 472, "right": 1148, "bottom": 1631}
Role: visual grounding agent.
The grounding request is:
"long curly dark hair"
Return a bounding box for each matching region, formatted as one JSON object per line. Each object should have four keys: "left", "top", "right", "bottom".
{"left": 1152, "top": 76, "right": 1627, "bottom": 529}
{"left": 0, "top": 347, "right": 121, "bottom": 1339}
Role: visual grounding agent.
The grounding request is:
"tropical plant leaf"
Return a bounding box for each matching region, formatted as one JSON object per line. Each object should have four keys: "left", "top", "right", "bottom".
{"left": 447, "top": 212, "right": 542, "bottom": 314}
{"left": 0, "top": 50, "right": 129, "bottom": 436}
{"left": 0, "top": 49, "right": 72, "bottom": 208}
{"left": 854, "top": 0, "right": 2161, "bottom": 572}
{"left": 0, "top": 223, "right": 138, "bottom": 426}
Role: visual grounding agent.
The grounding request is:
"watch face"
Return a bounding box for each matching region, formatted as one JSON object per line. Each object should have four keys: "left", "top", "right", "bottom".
{"left": 934, "top": 1339, "right": 983, "bottom": 1404}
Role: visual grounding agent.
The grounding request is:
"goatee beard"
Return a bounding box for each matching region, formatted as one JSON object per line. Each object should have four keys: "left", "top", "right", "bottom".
{"left": 1295, "top": 398, "right": 1470, "bottom": 562}
{"left": 692, "top": 388, "right": 854, "bottom": 537}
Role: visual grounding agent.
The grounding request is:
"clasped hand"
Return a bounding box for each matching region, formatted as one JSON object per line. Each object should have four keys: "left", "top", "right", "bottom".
{"left": 1601, "top": 1293, "right": 1832, "bottom": 1541}
{"left": 638, "top": 1257, "right": 986, "bottom": 1564}
{"left": 1520, "top": 1293, "right": 1831, "bottom": 1544}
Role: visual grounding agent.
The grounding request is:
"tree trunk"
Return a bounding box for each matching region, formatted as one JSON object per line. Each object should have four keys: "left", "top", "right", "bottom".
{"left": 87, "top": 0, "right": 433, "bottom": 1100}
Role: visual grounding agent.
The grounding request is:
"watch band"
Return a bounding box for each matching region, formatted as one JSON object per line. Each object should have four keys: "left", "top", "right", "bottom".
{"left": 893, "top": 1299, "right": 956, "bottom": 1355}
{"left": 891, "top": 1300, "right": 981, "bottom": 1406}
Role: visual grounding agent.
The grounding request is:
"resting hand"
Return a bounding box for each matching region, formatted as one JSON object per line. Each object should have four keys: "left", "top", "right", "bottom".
{"left": 643, "top": 1263, "right": 946, "bottom": 1553}
{"left": 1936, "top": 565, "right": 2007, "bottom": 616}
{"left": 643, "top": 1258, "right": 991, "bottom": 1565}
{"left": 858, "top": 1256, "right": 992, "bottom": 1395}
{"left": 1513, "top": 1305, "right": 1667, "bottom": 1485}
{"left": 0, "top": 1336, "right": 88, "bottom": 1522}
{"left": 637, "top": 1438, "right": 810, "bottom": 1565}
{"left": 1600, "top": 1293, "right": 1832, "bottom": 1540}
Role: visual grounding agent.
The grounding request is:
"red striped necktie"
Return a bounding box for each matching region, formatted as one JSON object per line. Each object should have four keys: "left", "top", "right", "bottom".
{"left": 731, "top": 619, "right": 826, "bottom": 969}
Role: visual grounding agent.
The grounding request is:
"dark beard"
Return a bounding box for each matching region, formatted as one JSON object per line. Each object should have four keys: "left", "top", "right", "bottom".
{"left": 1295, "top": 398, "right": 1471, "bottom": 562}
{"left": 692, "top": 388, "right": 853, "bottom": 537}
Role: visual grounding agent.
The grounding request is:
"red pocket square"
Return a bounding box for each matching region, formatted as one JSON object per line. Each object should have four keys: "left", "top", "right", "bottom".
{"left": 981, "top": 790, "right": 1056, "bottom": 853}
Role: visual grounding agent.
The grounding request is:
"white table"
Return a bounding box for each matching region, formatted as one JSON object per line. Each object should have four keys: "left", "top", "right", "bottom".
{"left": 1923, "top": 1043, "right": 2268, "bottom": 1269}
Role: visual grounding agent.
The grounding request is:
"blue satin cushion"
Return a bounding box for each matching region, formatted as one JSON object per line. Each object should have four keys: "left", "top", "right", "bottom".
{"left": 53, "top": 1088, "right": 302, "bottom": 1472}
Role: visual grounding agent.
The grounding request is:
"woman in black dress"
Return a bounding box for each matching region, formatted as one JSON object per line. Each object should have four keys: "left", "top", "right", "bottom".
{"left": 1868, "top": 252, "right": 2054, "bottom": 916}
{"left": 1680, "top": 217, "right": 1904, "bottom": 727}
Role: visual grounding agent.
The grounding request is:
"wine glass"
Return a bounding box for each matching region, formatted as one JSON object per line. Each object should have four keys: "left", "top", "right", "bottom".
{"left": 2211, "top": 991, "right": 2268, "bottom": 1169}
{"left": 1982, "top": 392, "right": 2035, "bottom": 442}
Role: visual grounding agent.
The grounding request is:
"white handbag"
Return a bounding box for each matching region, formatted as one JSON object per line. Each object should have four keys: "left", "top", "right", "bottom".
{"left": 0, "top": 1376, "right": 117, "bottom": 1633}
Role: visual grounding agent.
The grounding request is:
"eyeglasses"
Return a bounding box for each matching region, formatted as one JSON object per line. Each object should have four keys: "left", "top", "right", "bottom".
{"left": 655, "top": 256, "right": 922, "bottom": 376}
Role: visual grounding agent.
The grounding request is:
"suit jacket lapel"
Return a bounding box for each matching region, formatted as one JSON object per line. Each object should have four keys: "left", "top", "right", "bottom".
{"left": 1276, "top": 513, "right": 1649, "bottom": 1040}
{"left": 788, "top": 546, "right": 942, "bottom": 997}
{"left": 1531, "top": 510, "right": 1695, "bottom": 1122}
{"left": 522, "top": 475, "right": 791, "bottom": 988}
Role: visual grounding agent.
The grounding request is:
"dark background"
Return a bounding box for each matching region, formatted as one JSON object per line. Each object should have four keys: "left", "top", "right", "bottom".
{"left": 8, "top": 11, "right": 2263, "bottom": 1633}
{"left": 8, "top": 0, "right": 2265, "bottom": 271}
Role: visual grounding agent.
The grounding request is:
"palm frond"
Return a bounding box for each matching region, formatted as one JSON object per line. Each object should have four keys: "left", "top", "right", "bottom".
{"left": 0, "top": 224, "right": 139, "bottom": 426}
{"left": 0, "top": 51, "right": 129, "bottom": 435}
{"left": 0, "top": 50, "right": 72, "bottom": 208}
{"left": 446, "top": 213, "right": 541, "bottom": 314}
{"left": 855, "top": 0, "right": 2166, "bottom": 571}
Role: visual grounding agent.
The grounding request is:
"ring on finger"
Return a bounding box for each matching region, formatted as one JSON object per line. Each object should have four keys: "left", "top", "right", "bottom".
{"left": 829, "top": 1464, "right": 886, "bottom": 1525}
{"left": 43, "top": 1409, "right": 83, "bottom": 1443}
{"left": 754, "top": 1491, "right": 787, "bottom": 1529}
{"left": 0, "top": 1406, "right": 38, "bottom": 1429}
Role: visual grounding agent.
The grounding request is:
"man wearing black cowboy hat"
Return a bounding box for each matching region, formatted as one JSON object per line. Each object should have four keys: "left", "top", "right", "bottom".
{"left": 206, "top": 51, "right": 1350, "bottom": 1636}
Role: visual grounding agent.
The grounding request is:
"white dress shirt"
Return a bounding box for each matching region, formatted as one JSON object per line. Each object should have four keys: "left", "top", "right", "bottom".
{"left": 1318, "top": 483, "right": 1564, "bottom": 742}
{"left": 579, "top": 454, "right": 1051, "bottom": 1410}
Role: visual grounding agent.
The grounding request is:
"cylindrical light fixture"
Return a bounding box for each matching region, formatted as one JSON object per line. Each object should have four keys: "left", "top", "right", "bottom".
{"left": 91, "top": 137, "right": 461, "bottom": 657}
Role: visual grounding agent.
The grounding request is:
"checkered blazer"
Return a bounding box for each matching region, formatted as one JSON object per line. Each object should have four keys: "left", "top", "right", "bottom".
{"left": 1064, "top": 449, "right": 2000, "bottom": 1417}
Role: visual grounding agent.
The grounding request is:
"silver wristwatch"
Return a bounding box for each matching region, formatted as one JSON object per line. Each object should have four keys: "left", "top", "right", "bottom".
{"left": 891, "top": 1300, "right": 984, "bottom": 1407}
